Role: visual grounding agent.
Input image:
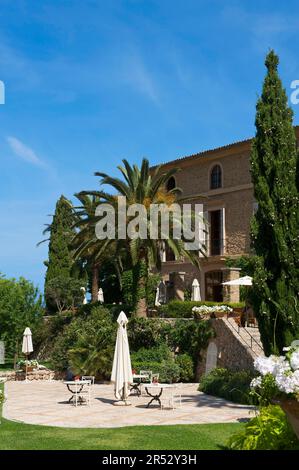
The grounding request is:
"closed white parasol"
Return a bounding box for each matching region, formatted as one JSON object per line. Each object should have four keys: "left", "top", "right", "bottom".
{"left": 111, "top": 311, "right": 133, "bottom": 405}
{"left": 98, "top": 288, "right": 104, "bottom": 303}
{"left": 191, "top": 278, "right": 201, "bottom": 301}
{"left": 22, "top": 327, "right": 33, "bottom": 382}
{"left": 22, "top": 327, "right": 33, "bottom": 356}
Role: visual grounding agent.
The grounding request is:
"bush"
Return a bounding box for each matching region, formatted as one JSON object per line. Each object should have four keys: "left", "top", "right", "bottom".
{"left": 50, "top": 306, "right": 116, "bottom": 379}
{"left": 228, "top": 405, "right": 299, "bottom": 450}
{"left": 159, "top": 300, "right": 245, "bottom": 318}
{"left": 0, "top": 275, "right": 44, "bottom": 358}
{"left": 48, "top": 306, "right": 212, "bottom": 383}
{"left": 104, "top": 304, "right": 133, "bottom": 320}
{"left": 131, "top": 345, "right": 178, "bottom": 383}
{"left": 45, "top": 276, "right": 85, "bottom": 313}
{"left": 128, "top": 318, "right": 172, "bottom": 351}
{"left": 131, "top": 344, "right": 172, "bottom": 363}
{"left": 131, "top": 346, "right": 194, "bottom": 383}
{"left": 175, "top": 354, "right": 194, "bottom": 382}
{"left": 131, "top": 359, "right": 181, "bottom": 383}
{"left": 128, "top": 317, "right": 213, "bottom": 382}
{"left": 35, "top": 314, "right": 72, "bottom": 360}
{"left": 199, "top": 368, "right": 256, "bottom": 405}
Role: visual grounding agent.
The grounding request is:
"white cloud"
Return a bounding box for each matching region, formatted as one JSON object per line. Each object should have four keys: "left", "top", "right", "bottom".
{"left": 120, "top": 51, "right": 160, "bottom": 106}
{"left": 7, "top": 136, "right": 46, "bottom": 168}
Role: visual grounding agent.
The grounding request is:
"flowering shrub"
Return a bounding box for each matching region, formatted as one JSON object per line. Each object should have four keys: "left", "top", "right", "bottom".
{"left": 228, "top": 405, "right": 299, "bottom": 450}
{"left": 250, "top": 345, "right": 299, "bottom": 405}
{"left": 17, "top": 359, "right": 39, "bottom": 369}
{"left": 192, "top": 305, "right": 233, "bottom": 316}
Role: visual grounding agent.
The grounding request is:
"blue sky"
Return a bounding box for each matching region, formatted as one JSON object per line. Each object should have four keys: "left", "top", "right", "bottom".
{"left": 0, "top": 0, "right": 298, "bottom": 291}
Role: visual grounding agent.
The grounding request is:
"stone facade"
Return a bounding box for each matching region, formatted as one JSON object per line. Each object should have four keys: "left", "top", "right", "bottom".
{"left": 156, "top": 127, "right": 299, "bottom": 302}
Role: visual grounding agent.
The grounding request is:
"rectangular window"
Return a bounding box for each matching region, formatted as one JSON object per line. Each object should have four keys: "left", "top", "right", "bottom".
{"left": 210, "top": 210, "right": 221, "bottom": 255}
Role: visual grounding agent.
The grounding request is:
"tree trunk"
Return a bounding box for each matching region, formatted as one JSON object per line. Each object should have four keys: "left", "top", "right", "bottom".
{"left": 135, "top": 275, "right": 147, "bottom": 318}
{"left": 91, "top": 263, "right": 99, "bottom": 303}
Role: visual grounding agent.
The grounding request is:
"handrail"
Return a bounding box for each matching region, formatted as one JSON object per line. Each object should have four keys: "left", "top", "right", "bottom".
{"left": 225, "top": 317, "right": 263, "bottom": 356}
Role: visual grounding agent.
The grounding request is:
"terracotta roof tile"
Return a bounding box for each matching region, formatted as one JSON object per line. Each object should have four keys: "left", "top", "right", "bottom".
{"left": 152, "top": 125, "right": 299, "bottom": 169}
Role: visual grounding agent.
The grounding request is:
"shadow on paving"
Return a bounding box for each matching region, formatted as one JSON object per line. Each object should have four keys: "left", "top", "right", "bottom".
{"left": 181, "top": 394, "right": 253, "bottom": 410}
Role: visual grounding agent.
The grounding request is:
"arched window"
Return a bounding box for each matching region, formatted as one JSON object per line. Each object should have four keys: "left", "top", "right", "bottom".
{"left": 210, "top": 165, "right": 222, "bottom": 189}
{"left": 166, "top": 176, "right": 176, "bottom": 191}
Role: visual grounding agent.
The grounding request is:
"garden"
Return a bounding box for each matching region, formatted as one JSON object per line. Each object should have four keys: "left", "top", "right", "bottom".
{"left": 0, "top": 49, "right": 298, "bottom": 452}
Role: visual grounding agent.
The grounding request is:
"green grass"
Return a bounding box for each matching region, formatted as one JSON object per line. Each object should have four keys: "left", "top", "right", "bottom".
{"left": 0, "top": 383, "right": 243, "bottom": 450}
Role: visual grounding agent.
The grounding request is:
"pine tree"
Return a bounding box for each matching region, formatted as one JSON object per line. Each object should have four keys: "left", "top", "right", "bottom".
{"left": 250, "top": 50, "right": 299, "bottom": 355}
{"left": 44, "top": 195, "right": 76, "bottom": 310}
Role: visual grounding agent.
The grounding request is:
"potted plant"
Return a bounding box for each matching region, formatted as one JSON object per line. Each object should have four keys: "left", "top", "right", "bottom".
{"left": 17, "top": 359, "right": 39, "bottom": 372}
{"left": 250, "top": 345, "right": 299, "bottom": 439}
{"left": 192, "top": 304, "right": 233, "bottom": 319}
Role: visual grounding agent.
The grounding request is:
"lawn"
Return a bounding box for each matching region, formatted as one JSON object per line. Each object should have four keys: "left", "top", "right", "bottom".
{"left": 0, "top": 383, "right": 243, "bottom": 450}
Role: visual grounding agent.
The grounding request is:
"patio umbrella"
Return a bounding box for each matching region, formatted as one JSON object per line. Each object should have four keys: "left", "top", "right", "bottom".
{"left": 111, "top": 311, "right": 133, "bottom": 405}
{"left": 154, "top": 286, "right": 161, "bottom": 307}
{"left": 222, "top": 275, "right": 252, "bottom": 286}
{"left": 22, "top": 327, "right": 33, "bottom": 382}
{"left": 191, "top": 278, "right": 201, "bottom": 301}
{"left": 97, "top": 288, "right": 104, "bottom": 303}
{"left": 222, "top": 276, "right": 253, "bottom": 326}
{"left": 80, "top": 287, "right": 87, "bottom": 305}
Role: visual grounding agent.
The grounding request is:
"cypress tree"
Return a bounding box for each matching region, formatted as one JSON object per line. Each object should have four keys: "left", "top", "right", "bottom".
{"left": 44, "top": 195, "right": 76, "bottom": 310}
{"left": 250, "top": 50, "right": 299, "bottom": 354}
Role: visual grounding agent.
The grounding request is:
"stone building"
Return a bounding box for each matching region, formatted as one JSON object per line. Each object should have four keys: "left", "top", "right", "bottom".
{"left": 154, "top": 127, "right": 299, "bottom": 303}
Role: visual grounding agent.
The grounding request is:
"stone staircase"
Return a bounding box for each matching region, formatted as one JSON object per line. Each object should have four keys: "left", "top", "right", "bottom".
{"left": 224, "top": 317, "right": 264, "bottom": 358}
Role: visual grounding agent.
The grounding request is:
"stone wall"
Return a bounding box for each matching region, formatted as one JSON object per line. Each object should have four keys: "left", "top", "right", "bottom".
{"left": 198, "top": 318, "right": 256, "bottom": 377}
{"left": 0, "top": 368, "right": 56, "bottom": 382}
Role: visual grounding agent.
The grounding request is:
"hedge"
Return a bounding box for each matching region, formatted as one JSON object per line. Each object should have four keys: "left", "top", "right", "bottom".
{"left": 158, "top": 300, "right": 245, "bottom": 318}
{"left": 198, "top": 367, "right": 256, "bottom": 405}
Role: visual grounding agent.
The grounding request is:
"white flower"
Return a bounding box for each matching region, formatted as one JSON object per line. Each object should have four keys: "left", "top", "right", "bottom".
{"left": 290, "top": 350, "right": 299, "bottom": 371}
{"left": 254, "top": 355, "right": 290, "bottom": 377}
{"left": 250, "top": 376, "right": 262, "bottom": 389}
{"left": 192, "top": 305, "right": 233, "bottom": 314}
{"left": 283, "top": 347, "right": 291, "bottom": 351}
{"left": 275, "top": 370, "right": 299, "bottom": 394}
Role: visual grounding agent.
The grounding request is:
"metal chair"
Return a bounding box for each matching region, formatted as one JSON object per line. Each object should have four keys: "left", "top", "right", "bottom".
{"left": 139, "top": 370, "right": 152, "bottom": 396}
{"left": 82, "top": 375, "right": 95, "bottom": 385}
{"left": 81, "top": 376, "right": 95, "bottom": 398}
{"left": 161, "top": 384, "right": 182, "bottom": 410}
{"left": 67, "top": 380, "right": 92, "bottom": 407}
{"left": 150, "top": 373, "right": 159, "bottom": 384}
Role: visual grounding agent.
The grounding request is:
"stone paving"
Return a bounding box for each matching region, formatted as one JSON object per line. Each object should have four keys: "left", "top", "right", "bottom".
{"left": 3, "top": 381, "right": 254, "bottom": 428}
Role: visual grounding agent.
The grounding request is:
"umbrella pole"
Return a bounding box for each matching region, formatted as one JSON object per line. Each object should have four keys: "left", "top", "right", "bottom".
{"left": 25, "top": 353, "right": 28, "bottom": 383}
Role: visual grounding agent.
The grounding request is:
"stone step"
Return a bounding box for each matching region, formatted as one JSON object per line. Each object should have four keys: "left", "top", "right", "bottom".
{"left": 225, "top": 317, "right": 264, "bottom": 356}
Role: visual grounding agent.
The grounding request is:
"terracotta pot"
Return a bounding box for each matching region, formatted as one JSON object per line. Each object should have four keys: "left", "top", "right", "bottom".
{"left": 210, "top": 311, "right": 226, "bottom": 318}
{"left": 277, "top": 399, "right": 299, "bottom": 440}
{"left": 21, "top": 365, "right": 34, "bottom": 372}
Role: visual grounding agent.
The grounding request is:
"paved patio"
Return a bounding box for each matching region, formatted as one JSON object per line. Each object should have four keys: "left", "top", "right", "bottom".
{"left": 3, "top": 381, "right": 254, "bottom": 428}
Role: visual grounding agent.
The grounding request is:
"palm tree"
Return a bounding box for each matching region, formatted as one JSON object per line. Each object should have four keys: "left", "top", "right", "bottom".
{"left": 83, "top": 158, "right": 204, "bottom": 317}
{"left": 71, "top": 193, "right": 114, "bottom": 303}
